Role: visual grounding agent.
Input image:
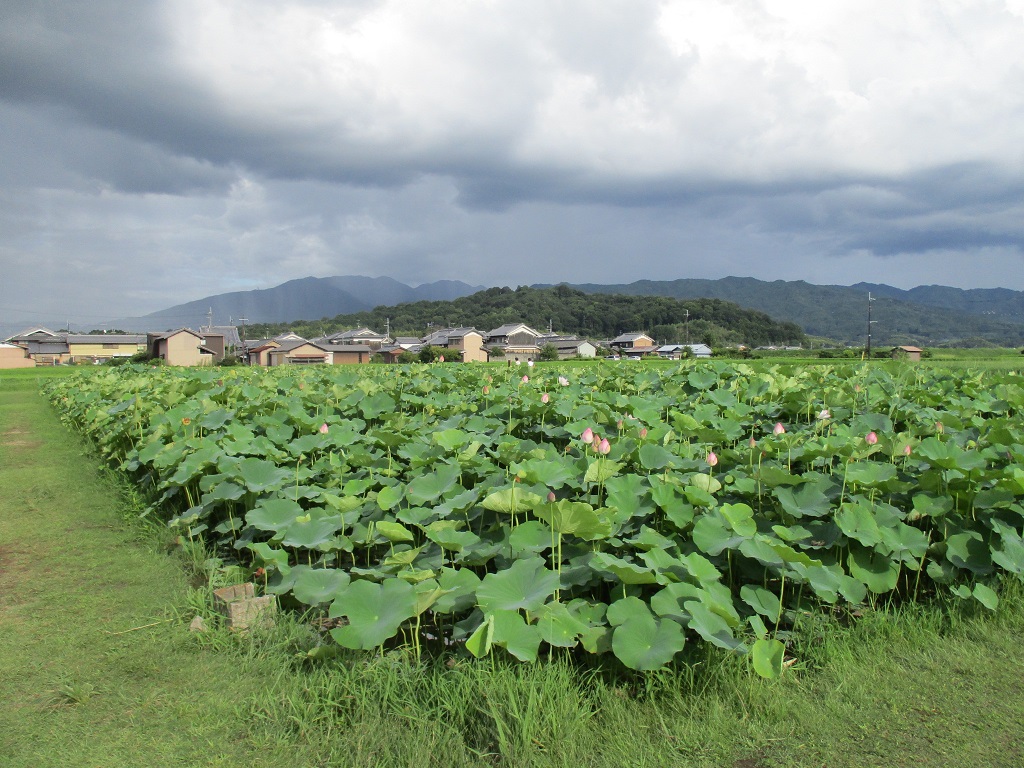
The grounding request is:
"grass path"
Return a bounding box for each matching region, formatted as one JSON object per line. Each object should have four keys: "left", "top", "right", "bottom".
{"left": 3, "top": 372, "right": 1024, "bottom": 767}
{"left": 0, "top": 378, "right": 319, "bottom": 768}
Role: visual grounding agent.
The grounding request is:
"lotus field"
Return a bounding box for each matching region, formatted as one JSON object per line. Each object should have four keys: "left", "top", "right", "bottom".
{"left": 43, "top": 362, "right": 1024, "bottom": 676}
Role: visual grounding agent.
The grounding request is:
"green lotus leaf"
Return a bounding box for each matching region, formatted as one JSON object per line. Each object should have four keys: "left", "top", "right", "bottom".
{"left": 638, "top": 443, "right": 679, "bottom": 471}
{"left": 844, "top": 461, "right": 898, "bottom": 487}
{"left": 375, "top": 484, "right": 404, "bottom": 511}
{"left": 835, "top": 502, "right": 883, "bottom": 547}
{"left": 246, "top": 498, "right": 305, "bottom": 532}
{"left": 510, "top": 456, "right": 577, "bottom": 489}
{"left": 751, "top": 637, "right": 786, "bottom": 679}
{"left": 606, "top": 596, "right": 650, "bottom": 627}
{"left": 720, "top": 503, "right": 757, "bottom": 537}
{"left": 375, "top": 520, "right": 415, "bottom": 543}
{"left": 740, "top": 585, "right": 781, "bottom": 623}
{"left": 848, "top": 545, "right": 901, "bottom": 593}
{"left": 476, "top": 557, "right": 559, "bottom": 613}
{"left": 535, "top": 601, "right": 589, "bottom": 648}
{"left": 972, "top": 583, "right": 999, "bottom": 610}
{"left": 684, "top": 600, "right": 742, "bottom": 650}
{"left": 406, "top": 463, "right": 461, "bottom": 505}
{"left": 945, "top": 531, "right": 994, "bottom": 575}
{"left": 692, "top": 516, "right": 744, "bottom": 556}
{"left": 509, "top": 520, "right": 552, "bottom": 556}
{"left": 689, "top": 473, "right": 723, "bottom": 495}
{"left": 774, "top": 484, "right": 832, "bottom": 519}
{"left": 236, "top": 457, "right": 292, "bottom": 494}
{"left": 534, "top": 500, "right": 612, "bottom": 540}
{"left": 247, "top": 542, "right": 290, "bottom": 570}
{"left": 612, "top": 609, "right": 686, "bottom": 670}
{"left": 292, "top": 566, "right": 351, "bottom": 606}
{"left": 465, "top": 613, "right": 494, "bottom": 658}
{"left": 433, "top": 567, "right": 481, "bottom": 614}
{"left": 280, "top": 512, "right": 344, "bottom": 549}
{"left": 329, "top": 578, "right": 417, "bottom": 650}
{"left": 490, "top": 609, "right": 543, "bottom": 661}
{"left": 584, "top": 459, "right": 624, "bottom": 484}
{"left": 423, "top": 521, "right": 480, "bottom": 552}
{"left": 589, "top": 552, "right": 659, "bottom": 584}
{"left": 482, "top": 487, "right": 544, "bottom": 514}
{"left": 433, "top": 429, "right": 471, "bottom": 451}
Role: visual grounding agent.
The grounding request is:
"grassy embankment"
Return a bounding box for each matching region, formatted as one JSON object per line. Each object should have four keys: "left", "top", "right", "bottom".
{"left": 2, "top": 367, "right": 1024, "bottom": 767}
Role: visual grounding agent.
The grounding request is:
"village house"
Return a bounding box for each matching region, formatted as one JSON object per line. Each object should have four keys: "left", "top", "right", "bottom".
{"left": 324, "top": 327, "right": 391, "bottom": 349}
{"left": 0, "top": 342, "right": 34, "bottom": 369}
{"left": 147, "top": 329, "right": 224, "bottom": 366}
{"left": 421, "top": 327, "right": 488, "bottom": 362}
{"left": 484, "top": 323, "right": 543, "bottom": 361}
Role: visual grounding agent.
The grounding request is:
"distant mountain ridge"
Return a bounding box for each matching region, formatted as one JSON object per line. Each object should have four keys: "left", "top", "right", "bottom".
{"left": 548, "top": 277, "right": 1024, "bottom": 346}
{"left": 109, "top": 276, "right": 486, "bottom": 332}
{"left": 80, "top": 275, "right": 1024, "bottom": 346}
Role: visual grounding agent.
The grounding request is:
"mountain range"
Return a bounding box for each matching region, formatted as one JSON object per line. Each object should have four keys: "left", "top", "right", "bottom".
{"left": 7, "top": 275, "right": 1023, "bottom": 346}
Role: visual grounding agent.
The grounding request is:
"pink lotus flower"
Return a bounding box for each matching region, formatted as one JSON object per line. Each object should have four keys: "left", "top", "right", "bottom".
{"left": 597, "top": 438, "right": 611, "bottom": 455}
{"left": 482, "top": 385, "right": 490, "bottom": 395}
{"left": 558, "top": 376, "right": 569, "bottom": 386}
{"left": 319, "top": 423, "right": 329, "bottom": 434}
{"left": 749, "top": 436, "right": 757, "bottom": 448}
{"left": 817, "top": 409, "right": 831, "bottom": 420}
{"left": 903, "top": 444, "right": 912, "bottom": 456}
{"left": 617, "top": 419, "right": 624, "bottom": 430}
{"left": 581, "top": 427, "right": 594, "bottom": 444}
{"left": 936, "top": 422, "right": 945, "bottom": 434}
{"left": 639, "top": 427, "right": 648, "bottom": 439}
{"left": 547, "top": 491, "right": 556, "bottom": 503}
{"left": 866, "top": 431, "right": 878, "bottom": 445}
{"left": 773, "top": 422, "right": 786, "bottom": 436}
{"left": 541, "top": 393, "right": 550, "bottom": 404}
{"left": 439, "top": 355, "right": 445, "bottom": 363}
{"left": 706, "top": 451, "right": 719, "bottom": 467}
{"left": 522, "top": 375, "right": 529, "bottom": 383}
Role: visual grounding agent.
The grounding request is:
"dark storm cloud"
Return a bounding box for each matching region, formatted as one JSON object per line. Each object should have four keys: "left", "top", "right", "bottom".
{"left": 2, "top": 0, "right": 1024, "bottom": 324}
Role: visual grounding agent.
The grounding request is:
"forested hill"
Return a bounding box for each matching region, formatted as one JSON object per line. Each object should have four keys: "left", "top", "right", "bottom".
{"left": 246, "top": 285, "right": 806, "bottom": 347}
{"left": 556, "top": 277, "right": 1024, "bottom": 346}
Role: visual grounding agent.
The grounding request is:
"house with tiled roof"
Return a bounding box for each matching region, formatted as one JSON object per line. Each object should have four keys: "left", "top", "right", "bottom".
{"left": 421, "top": 327, "right": 488, "bottom": 362}
{"left": 147, "top": 329, "right": 222, "bottom": 366}
{"left": 484, "top": 323, "right": 542, "bottom": 361}
{"left": 325, "top": 327, "right": 391, "bottom": 349}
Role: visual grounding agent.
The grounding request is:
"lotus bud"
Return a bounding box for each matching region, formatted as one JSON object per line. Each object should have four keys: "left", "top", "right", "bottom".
{"left": 547, "top": 491, "right": 556, "bottom": 503}
{"left": 522, "top": 375, "right": 529, "bottom": 383}
{"left": 639, "top": 427, "right": 648, "bottom": 439}
{"left": 558, "top": 376, "right": 569, "bottom": 386}
{"left": 706, "top": 451, "right": 719, "bottom": 467}
{"left": 866, "top": 431, "right": 878, "bottom": 445}
{"left": 903, "top": 444, "right": 912, "bottom": 456}
{"left": 598, "top": 438, "right": 611, "bottom": 455}
{"left": 817, "top": 409, "right": 830, "bottom": 420}
{"left": 617, "top": 419, "right": 624, "bottom": 430}
{"left": 581, "top": 427, "right": 594, "bottom": 444}
{"left": 749, "top": 436, "right": 757, "bottom": 448}
{"left": 319, "top": 423, "right": 329, "bottom": 434}
{"left": 181, "top": 417, "right": 191, "bottom": 426}
{"left": 773, "top": 422, "right": 785, "bottom": 436}
{"left": 541, "top": 392, "right": 549, "bottom": 404}
{"left": 936, "top": 421, "right": 944, "bottom": 434}
{"left": 482, "top": 385, "right": 490, "bottom": 395}
{"left": 439, "top": 355, "right": 445, "bottom": 363}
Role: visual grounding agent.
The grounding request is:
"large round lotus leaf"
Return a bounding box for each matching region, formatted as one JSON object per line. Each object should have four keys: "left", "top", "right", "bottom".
{"left": 292, "top": 566, "right": 351, "bottom": 606}
{"left": 589, "top": 552, "right": 659, "bottom": 584}
{"left": 375, "top": 520, "right": 414, "bottom": 543}
{"left": 433, "top": 567, "right": 481, "bottom": 614}
{"left": 584, "top": 459, "right": 623, "bottom": 484}
{"left": 751, "top": 637, "right": 786, "bottom": 679}
{"left": 236, "top": 457, "right": 292, "bottom": 494}
{"left": 424, "top": 522, "right": 480, "bottom": 552}
{"left": 720, "top": 503, "right": 756, "bottom": 537}
{"left": 376, "top": 484, "right": 404, "bottom": 511}
{"left": 639, "top": 443, "right": 679, "bottom": 471}
{"left": 246, "top": 498, "right": 304, "bottom": 532}
{"left": 406, "top": 463, "right": 461, "bottom": 505}
{"left": 684, "top": 601, "right": 742, "bottom": 650}
{"left": 482, "top": 487, "right": 544, "bottom": 514}
{"left": 692, "top": 516, "right": 744, "bottom": 557}
{"left": 491, "top": 609, "right": 543, "bottom": 661}
{"left": 329, "top": 579, "right": 417, "bottom": 650}
{"left": 509, "top": 520, "right": 552, "bottom": 556}
{"left": 612, "top": 610, "right": 685, "bottom": 670}
{"left": 945, "top": 530, "right": 994, "bottom": 574}
{"left": 534, "top": 601, "right": 588, "bottom": 648}
{"left": 844, "top": 461, "right": 897, "bottom": 487}
{"left": 848, "top": 545, "right": 901, "bottom": 593}
{"left": 534, "top": 500, "right": 611, "bottom": 540}
{"left": 510, "top": 456, "right": 576, "bottom": 489}
{"left": 774, "top": 484, "right": 831, "bottom": 519}
{"left": 740, "top": 585, "right": 781, "bottom": 623}
{"left": 280, "top": 512, "right": 344, "bottom": 549}
{"left": 835, "top": 502, "right": 883, "bottom": 547}
{"left": 476, "top": 557, "right": 559, "bottom": 613}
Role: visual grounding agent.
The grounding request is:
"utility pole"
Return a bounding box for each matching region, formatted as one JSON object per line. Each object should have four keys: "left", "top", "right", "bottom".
{"left": 238, "top": 317, "right": 248, "bottom": 364}
{"left": 866, "top": 293, "right": 876, "bottom": 358}
{"left": 685, "top": 309, "right": 690, "bottom": 346}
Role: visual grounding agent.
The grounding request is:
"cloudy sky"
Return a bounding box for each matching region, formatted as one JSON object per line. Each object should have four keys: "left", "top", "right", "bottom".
{"left": 3, "top": 0, "right": 1024, "bottom": 325}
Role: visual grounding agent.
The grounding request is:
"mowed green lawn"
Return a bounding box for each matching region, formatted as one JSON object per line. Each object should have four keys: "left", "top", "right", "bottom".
{"left": 2, "top": 368, "right": 1024, "bottom": 767}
